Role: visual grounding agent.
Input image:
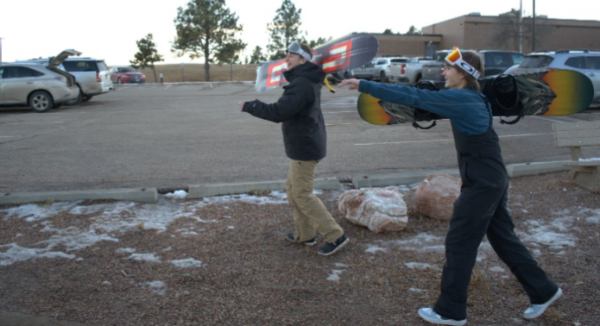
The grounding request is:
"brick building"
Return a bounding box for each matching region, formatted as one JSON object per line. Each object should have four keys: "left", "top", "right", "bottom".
{"left": 373, "top": 13, "right": 600, "bottom": 57}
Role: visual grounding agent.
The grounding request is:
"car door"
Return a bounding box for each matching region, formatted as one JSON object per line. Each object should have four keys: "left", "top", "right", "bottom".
{"left": 0, "top": 66, "right": 43, "bottom": 104}
{"left": 583, "top": 56, "right": 600, "bottom": 103}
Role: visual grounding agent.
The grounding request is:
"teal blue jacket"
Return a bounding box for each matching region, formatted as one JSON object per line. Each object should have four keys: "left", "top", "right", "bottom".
{"left": 359, "top": 81, "right": 492, "bottom": 135}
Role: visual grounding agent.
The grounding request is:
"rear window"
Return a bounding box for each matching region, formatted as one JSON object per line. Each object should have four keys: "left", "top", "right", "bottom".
{"left": 63, "top": 60, "right": 99, "bottom": 72}
{"left": 485, "top": 53, "right": 514, "bottom": 67}
{"left": 520, "top": 56, "right": 554, "bottom": 68}
{"left": 390, "top": 58, "right": 408, "bottom": 64}
{"left": 97, "top": 61, "right": 108, "bottom": 71}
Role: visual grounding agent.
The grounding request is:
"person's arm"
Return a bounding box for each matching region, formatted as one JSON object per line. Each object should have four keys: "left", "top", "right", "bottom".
{"left": 358, "top": 80, "right": 483, "bottom": 119}
{"left": 241, "top": 80, "right": 312, "bottom": 123}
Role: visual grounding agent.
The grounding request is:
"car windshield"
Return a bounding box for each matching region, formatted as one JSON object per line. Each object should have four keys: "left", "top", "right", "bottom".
{"left": 520, "top": 55, "right": 554, "bottom": 68}
{"left": 118, "top": 67, "right": 137, "bottom": 73}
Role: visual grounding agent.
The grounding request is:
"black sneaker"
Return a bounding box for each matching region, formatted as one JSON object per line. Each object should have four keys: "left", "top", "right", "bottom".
{"left": 317, "top": 234, "right": 349, "bottom": 256}
{"left": 286, "top": 233, "right": 317, "bottom": 246}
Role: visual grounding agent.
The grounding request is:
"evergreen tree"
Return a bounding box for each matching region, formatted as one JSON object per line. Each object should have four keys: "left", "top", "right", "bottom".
{"left": 405, "top": 25, "right": 422, "bottom": 35}
{"left": 172, "top": 0, "right": 245, "bottom": 81}
{"left": 266, "top": 0, "right": 303, "bottom": 60}
{"left": 130, "top": 34, "right": 164, "bottom": 83}
{"left": 249, "top": 46, "right": 267, "bottom": 64}
{"left": 383, "top": 29, "right": 393, "bottom": 35}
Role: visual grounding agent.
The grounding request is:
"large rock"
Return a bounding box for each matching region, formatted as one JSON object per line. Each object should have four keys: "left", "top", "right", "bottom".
{"left": 338, "top": 187, "right": 408, "bottom": 233}
{"left": 414, "top": 173, "right": 461, "bottom": 221}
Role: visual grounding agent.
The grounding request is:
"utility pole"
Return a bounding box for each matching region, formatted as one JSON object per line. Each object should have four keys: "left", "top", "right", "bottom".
{"left": 532, "top": 0, "right": 536, "bottom": 52}
{"left": 519, "top": 0, "right": 523, "bottom": 53}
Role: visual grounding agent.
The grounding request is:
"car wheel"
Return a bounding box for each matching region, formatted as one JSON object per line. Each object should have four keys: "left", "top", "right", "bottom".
{"left": 65, "top": 88, "right": 83, "bottom": 106}
{"left": 343, "top": 71, "right": 352, "bottom": 79}
{"left": 82, "top": 95, "right": 94, "bottom": 102}
{"left": 29, "top": 91, "right": 53, "bottom": 113}
{"left": 380, "top": 72, "right": 387, "bottom": 83}
{"left": 117, "top": 78, "right": 122, "bottom": 84}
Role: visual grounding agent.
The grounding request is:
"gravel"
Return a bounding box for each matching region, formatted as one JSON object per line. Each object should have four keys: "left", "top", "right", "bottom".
{"left": 0, "top": 171, "right": 598, "bottom": 326}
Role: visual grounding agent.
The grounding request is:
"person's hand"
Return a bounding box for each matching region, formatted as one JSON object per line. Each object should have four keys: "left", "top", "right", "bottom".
{"left": 338, "top": 78, "right": 360, "bottom": 91}
{"left": 239, "top": 101, "right": 245, "bottom": 111}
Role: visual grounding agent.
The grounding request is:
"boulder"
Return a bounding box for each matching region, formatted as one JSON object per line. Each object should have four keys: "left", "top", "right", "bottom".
{"left": 414, "top": 173, "right": 461, "bottom": 221}
{"left": 338, "top": 187, "right": 408, "bottom": 233}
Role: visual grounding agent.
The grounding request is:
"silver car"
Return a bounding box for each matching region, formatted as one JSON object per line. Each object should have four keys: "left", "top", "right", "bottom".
{"left": 19, "top": 53, "right": 113, "bottom": 106}
{"left": 0, "top": 51, "right": 79, "bottom": 112}
{"left": 514, "top": 49, "right": 600, "bottom": 105}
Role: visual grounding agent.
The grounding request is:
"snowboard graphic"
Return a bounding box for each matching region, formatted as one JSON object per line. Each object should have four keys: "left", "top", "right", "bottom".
{"left": 255, "top": 33, "right": 379, "bottom": 92}
{"left": 357, "top": 69, "right": 594, "bottom": 125}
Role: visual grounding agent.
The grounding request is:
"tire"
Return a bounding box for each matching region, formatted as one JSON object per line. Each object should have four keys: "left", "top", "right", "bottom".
{"left": 380, "top": 72, "right": 387, "bottom": 83}
{"left": 343, "top": 71, "right": 351, "bottom": 79}
{"left": 64, "top": 88, "right": 83, "bottom": 106}
{"left": 29, "top": 91, "right": 53, "bottom": 113}
{"left": 82, "top": 95, "right": 94, "bottom": 102}
{"left": 117, "top": 78, "right": 122, "bottom": 84}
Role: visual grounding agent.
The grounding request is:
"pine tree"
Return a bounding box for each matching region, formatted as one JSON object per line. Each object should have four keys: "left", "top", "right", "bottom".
{"left": 130, "top": 34, "right": 164, "bottom": 83}
{"left": 172, "top": 0, "right": 245, "bottom": 81}
{"left": 266, "top": 0, "right": 303, "bottom": 60}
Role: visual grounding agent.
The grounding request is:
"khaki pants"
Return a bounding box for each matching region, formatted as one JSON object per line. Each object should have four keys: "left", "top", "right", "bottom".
{"left": 286, "top": 160, "right": 344, "bottom": 243}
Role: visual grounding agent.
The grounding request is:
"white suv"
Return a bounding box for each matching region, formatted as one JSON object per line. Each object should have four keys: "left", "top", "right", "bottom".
{"left": 372, "top": 56, "right": 410, "bottom": 82}
{"left": 514, "top": 49, "right": 600, "bottom": 105}
{"left": 20, "top": 52, "right": 113, "bottom": 105}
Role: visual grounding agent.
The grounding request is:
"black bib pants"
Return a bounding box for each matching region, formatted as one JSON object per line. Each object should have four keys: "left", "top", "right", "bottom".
{"left": 433, "top": 95, "right": 559, "bottom": 321}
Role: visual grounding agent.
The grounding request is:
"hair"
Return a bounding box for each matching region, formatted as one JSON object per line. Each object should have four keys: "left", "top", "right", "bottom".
{"left": 299, "top": 43, "right": 313, "bottom": 60}
{"left": 445, "top": 51, "right": 484, "bottom": 91}
{"left": 459, "top": 51, "right": 484, "bottom": 91}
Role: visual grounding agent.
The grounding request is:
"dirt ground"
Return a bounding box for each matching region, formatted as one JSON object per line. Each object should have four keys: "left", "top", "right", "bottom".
{"left": 0, "top": 171, "right": 599, "bottom": 326}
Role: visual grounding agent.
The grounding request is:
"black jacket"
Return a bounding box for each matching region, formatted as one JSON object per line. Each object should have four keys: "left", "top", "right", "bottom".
{"left": 243, "top": 62, "right": 327, "bottom": 161}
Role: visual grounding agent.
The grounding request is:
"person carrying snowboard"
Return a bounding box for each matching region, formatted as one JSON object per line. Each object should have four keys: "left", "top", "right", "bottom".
{"left": 339, "top": 49, "right": 561, "bottom": 325}
{"left": 239, "top": 42, "right": 349, "bottom": 256}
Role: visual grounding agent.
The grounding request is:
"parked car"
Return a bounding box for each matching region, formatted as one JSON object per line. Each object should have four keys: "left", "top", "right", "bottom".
{"left": 372, "top": 56, "right": 410, "bottom": 82}
{"left": 388, "top": 57, "right": 435, "bottom": 84}
{"left": 0, "top": 52, "right": 79, "bottom": 112}
{"left": 513, "top": 49, "right": 600, "bottom": 105}
{"left": 421, "top": 49, "right": 524, "bottom": 88}
{"left": 351, "top": 61, "right": 376, "bottom": 80}
{"left": 479, "top": 50, "right": 525, "bottom": 76}
{"left": 19, "top": 54, "right": 113, "bottom": 106}
{"left": 110, "top": 66, "right": 146, "bottom": 84}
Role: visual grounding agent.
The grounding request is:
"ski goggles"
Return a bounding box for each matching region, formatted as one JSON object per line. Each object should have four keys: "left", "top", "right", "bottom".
{"left": 287, "top": 42, "right": 312, "bottom": 61}
{"left": 445, "top": 48, "right": 480, "bottom": 79}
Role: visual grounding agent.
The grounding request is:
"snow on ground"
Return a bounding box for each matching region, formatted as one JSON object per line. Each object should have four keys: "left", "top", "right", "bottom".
{"left": 1, "top": 188, "right": 599, "bottom": 283}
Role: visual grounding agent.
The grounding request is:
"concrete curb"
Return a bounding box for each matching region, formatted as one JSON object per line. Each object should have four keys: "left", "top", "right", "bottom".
{"left": 352, "top": 169, "right": 460, "bottom": 188}
{"left": 506, "top": 160, "right": 569, "bottom": 177}
{"left": 0, "top": 162, "right": 572, "bottom": 205}
{"left": 0, "top": 188, "right": 158, "bottom": 205}
{"left": 189, "top": 177, "right": 341, "bottom": 198}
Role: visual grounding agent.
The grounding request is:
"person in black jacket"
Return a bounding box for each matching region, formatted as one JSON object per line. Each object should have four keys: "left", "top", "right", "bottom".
{"left": 239, "top": 42, "right": 349, "bottom": 256}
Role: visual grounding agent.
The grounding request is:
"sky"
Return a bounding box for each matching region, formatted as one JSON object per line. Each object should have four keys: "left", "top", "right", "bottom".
{"left": 1, "top": 0, "right": 598, "bottom": 66}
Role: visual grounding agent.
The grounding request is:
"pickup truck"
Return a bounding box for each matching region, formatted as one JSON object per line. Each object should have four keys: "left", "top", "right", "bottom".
{"left": 421, "top": 50, "right": 525, "bottom": 88}
{"left": 388, "top": 57, "right": 434, "bottom": 84}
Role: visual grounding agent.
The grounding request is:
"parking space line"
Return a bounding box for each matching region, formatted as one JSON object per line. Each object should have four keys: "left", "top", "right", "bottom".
{"left": 355, "top": 133, "right": 550, "bottom": 146}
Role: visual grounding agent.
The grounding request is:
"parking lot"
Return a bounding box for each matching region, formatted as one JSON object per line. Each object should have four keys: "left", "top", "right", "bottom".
{"left": 1, "top": 82, "right": 600, "bottom": 194}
